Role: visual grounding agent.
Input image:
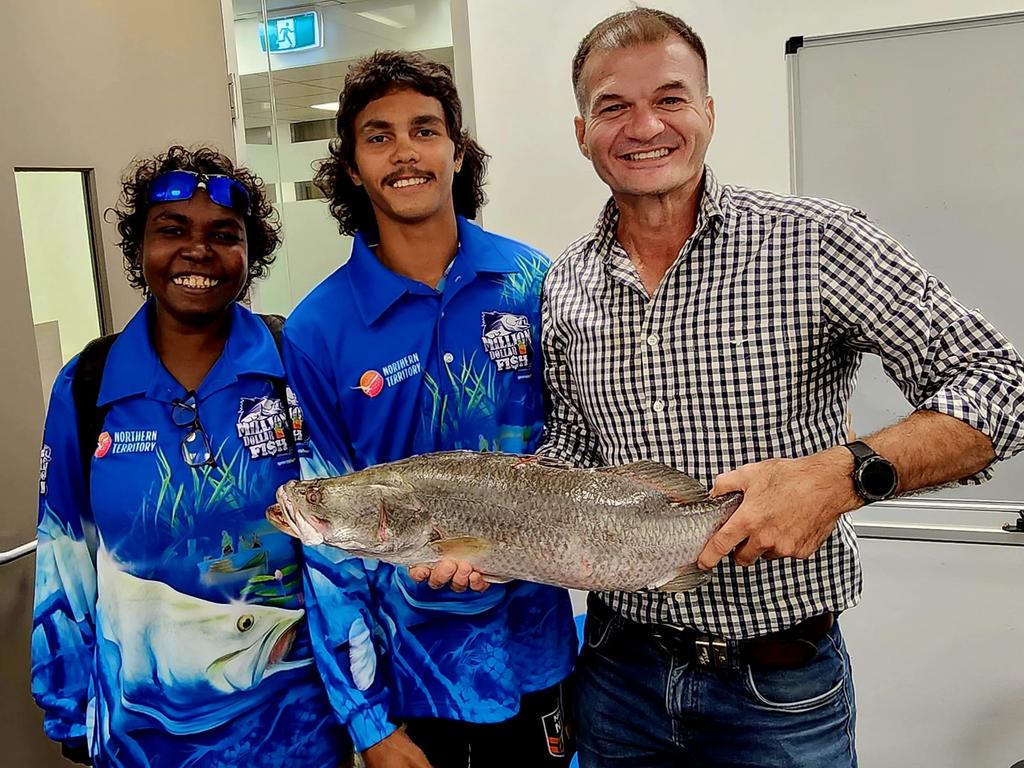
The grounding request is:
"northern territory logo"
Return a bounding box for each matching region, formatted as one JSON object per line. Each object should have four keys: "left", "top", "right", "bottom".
{"left": 481, "top": 311, "right": 533, "bottom": 372}
{"left": 356, "top": 353, "right": 422, "bottom": 397}
{"left": 95, "top": 432, "right": 112, "bottom": 458}
{"left": 357, "top": 370, "right": 385, "bottom": 398}
{"left": 94, "top": 430, "right": 157, "bottom": 458}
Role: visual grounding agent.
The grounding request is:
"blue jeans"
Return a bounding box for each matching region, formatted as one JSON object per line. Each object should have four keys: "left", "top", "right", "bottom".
{"left": 574, "top": 598, "right": 857, "bottom": 768}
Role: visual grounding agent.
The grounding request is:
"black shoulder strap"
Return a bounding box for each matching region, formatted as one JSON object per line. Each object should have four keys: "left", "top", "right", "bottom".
{"left": 258, "top": 312, "right": 285, "bottom": 351}
{"left": 71, "top": 333, "right": 120, "bottom": 492}
{"left": 257, "top": 313, "right": 296, "bottom": 454}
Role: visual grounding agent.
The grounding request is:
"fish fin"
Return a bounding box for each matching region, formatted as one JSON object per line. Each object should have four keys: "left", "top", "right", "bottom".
{"left": 482, "top": 574, "right": 513, "bottom": 584}
{"left": 598, "top": 462, "right": 710, "bottom": 503}
{"left": 650, "top": 564, "right": 711, "bottom": 593}
{"left": 509, "top": 454, "right": 577, "bottom": 471}
{"left": 431, "top": 536, "right": 493, "bottom": 559}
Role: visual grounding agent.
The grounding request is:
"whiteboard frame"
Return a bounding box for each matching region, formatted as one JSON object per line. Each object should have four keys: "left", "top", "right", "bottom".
{"left": 786, "top": 12, "right": 1024, "bottom": 542}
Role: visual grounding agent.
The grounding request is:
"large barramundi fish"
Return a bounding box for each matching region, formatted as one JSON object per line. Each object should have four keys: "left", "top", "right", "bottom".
{"left": 267, "top": 451, "right": 741, "bottom": 592}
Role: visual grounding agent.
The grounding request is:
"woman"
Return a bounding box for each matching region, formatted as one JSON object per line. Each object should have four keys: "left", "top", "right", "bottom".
{"left": 31, "top": 146, "right": 350, "bottom": 767}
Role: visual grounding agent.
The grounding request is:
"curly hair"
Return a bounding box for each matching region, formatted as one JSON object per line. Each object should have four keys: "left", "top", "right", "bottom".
{"left": 313, "top": 50, "right": 488, "bottom": 240}
{"left": 110, "top": 145, "right": 280, "bottom": 294}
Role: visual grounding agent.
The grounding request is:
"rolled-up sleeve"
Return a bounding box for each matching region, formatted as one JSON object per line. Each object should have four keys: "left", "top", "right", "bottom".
{"left": 820, "top": 208, "right": 1024, "bottom": 479}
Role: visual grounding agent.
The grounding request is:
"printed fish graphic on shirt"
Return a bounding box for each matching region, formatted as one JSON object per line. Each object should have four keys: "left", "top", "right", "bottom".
{"left": 482, "top": 313, "right": 530, "bottom": 338}
{"left": 96, "top": 552, "right": 311, "bottom": 709}
{"left": 238, "top": 396, "right": 284, "bottom": 423}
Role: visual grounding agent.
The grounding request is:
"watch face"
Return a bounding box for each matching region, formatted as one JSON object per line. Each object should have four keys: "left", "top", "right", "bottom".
{"left": 859, "top": 457, "right": 898, "bottom": 500}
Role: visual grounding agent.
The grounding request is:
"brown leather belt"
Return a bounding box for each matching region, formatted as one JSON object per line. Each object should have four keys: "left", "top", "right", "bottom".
{"left": 593, "top": 597, "right": 834, "bottom": 670}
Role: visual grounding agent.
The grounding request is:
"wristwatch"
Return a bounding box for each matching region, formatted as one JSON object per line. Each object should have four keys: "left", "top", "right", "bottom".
{"left": 844, "top": 440, "right": 898, "bottom": 503}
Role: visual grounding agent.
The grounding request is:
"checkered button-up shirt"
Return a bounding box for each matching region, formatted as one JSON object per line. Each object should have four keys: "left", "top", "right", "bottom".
{"left": 540, "top": 167, "right": 1024, "bottom": 638}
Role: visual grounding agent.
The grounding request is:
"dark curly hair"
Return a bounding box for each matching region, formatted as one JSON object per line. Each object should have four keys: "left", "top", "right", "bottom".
{"left": 313, "top": 50, "right": 488, "bottom": 240}
{"left": 110, "top": 145, "right": 280, "bottom": 294}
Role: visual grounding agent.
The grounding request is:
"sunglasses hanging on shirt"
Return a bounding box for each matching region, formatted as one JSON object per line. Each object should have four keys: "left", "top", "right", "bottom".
{"left": 170, "top": 391, "right": 217, "bottom": 469}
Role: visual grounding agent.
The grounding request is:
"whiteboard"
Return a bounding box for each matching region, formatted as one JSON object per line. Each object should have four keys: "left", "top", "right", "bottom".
{"left": 788, "top": 13, "right": 1024, "bottom": 511}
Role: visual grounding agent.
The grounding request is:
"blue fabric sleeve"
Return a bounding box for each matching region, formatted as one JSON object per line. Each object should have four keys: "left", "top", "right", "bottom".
{"left": 281, "top": 330, "right": 396, "bottom": 752}
{"left": 31, "top": 361, "right": 98, "bottom": 750}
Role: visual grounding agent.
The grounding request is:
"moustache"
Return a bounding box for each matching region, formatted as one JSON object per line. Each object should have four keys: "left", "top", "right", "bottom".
{"left": 382, "top": 169, "right": 435, "bottom": 186}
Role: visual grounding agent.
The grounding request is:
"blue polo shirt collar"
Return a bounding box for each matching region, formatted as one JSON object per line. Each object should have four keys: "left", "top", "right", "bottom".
{"left": 98, "top": 299, "right": 283, "bottom": 406}
{"left": 349, "top": 215, "right": 517, "bottom": 326}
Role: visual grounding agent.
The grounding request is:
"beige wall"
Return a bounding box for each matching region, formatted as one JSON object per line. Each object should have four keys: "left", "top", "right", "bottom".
{"left": 0, "top": 2, "right": 234, "bottom": 764}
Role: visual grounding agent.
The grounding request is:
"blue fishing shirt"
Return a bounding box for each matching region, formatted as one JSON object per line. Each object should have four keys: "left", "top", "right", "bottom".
{"left": 282, "top": 216, "right": 577, "bottom": 752}
{"left": 32, "top": 300, "right": 350, "bottom": 768}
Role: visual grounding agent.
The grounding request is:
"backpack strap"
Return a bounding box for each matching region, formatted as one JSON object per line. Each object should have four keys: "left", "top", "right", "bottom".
{"left": 71, "top": 333, "right": 120, "bottom": 494}
{"left": 257, "top": 313, "right": 297, "bottom": 455}
{"left": 258, "top": 312, "right": 285, "bottom": 349}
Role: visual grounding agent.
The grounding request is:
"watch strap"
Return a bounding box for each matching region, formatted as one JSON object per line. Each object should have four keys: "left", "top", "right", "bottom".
{"left": 844, "top": 440, "right": 875, "bottom": 463}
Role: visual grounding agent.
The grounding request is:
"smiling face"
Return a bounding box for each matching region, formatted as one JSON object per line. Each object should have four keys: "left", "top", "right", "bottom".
{"left": 574, "top": 39, "right": 715, "bottom": 201}
{"left": 347, "top": 87, "right": 463, "bottom": 229}
{"left": 141, "top": 190, "right": 248, "bottom": 326}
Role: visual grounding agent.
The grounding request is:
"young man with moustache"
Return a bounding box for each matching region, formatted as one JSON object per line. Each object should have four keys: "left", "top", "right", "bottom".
{"left": 281, "top": 51, "right": 576, "bottom": 768}
{"left": 537, "top": 7, "right": 1024, "bottom": 768}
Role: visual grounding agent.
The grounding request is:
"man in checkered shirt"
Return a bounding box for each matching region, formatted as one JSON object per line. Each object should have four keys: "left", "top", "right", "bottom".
{"left": 543, "top": 8, "right": 1024, "bottom": 768}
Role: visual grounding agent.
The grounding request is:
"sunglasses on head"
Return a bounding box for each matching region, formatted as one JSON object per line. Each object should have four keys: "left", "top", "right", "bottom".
{"left": 148, "top": 170, "right": 252, "bottom": 215}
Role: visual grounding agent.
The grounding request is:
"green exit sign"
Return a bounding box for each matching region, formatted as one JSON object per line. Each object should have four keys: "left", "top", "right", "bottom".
{"left": 259, "top": 11, "right": 321, "bottom": 53}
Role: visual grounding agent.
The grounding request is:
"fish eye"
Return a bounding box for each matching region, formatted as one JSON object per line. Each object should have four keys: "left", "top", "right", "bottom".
{"left": 306, "top": 487, "right": 323, "bottom": 505}
{"left": 237, "top": 614, "right": 255, "bottom": 632}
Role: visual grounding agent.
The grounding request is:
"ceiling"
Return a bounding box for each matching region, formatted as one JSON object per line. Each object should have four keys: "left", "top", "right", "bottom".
{"left": 239, "top": 45, "right": 455, "bottom": 128}
{"left": 232, "top": 0, "right": 354, "bottom": 20}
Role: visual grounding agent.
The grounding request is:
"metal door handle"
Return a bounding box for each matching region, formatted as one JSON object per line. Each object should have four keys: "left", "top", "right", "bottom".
{"left": 0, "top": 539, "right": 37, "bottom": 565}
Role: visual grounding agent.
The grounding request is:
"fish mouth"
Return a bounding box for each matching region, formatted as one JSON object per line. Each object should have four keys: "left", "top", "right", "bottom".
{"left": 207, "top": 615, "right": 302, "bottom": 690}
{"left": 266, "top": 503, "right": 293, "bottom": 535}
{"left": 267, "top": 624, "right": 296, "bottom": 667}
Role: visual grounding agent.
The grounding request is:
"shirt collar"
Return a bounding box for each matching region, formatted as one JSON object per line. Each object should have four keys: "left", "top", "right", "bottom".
{"left": 97, "top": 300, "right": 282, "bottom": 406}
{"left": 349, "top": 215, "right": 515, "bottom": 326}
{"left": 586, "top": 166, "right": 726, "bottom": 261}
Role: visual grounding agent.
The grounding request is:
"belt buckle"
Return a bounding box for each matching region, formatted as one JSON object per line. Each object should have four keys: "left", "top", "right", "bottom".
{"left": 695, "top": 636, "right": 735, "bottom": 669}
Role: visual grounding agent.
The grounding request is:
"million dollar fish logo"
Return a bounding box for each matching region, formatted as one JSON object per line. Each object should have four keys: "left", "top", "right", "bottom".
{"left": 481, "top": 311, "right": 533, "bottom": 372}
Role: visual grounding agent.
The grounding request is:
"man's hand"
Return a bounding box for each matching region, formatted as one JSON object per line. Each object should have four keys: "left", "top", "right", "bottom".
{"left": 407, "top": 560, "right": 491, "bottom": 592}
{"left": 697, "top": 447, "right": 861, "bottom": 570}
{"left": 362, "top": 730, "right": 433, "bottom": 768}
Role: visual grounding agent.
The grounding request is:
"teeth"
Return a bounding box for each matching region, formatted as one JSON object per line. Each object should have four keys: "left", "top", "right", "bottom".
{"left": 624, "top": 148, "right": 671, "bottom": 161}
{"left": 174, "top": 275, "right": 218, "bottom": 289}
{"left": 392, "top": 177, "right": 429, "bottom": 189}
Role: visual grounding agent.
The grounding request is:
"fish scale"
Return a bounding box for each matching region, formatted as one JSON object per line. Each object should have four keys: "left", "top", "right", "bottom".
{"left": 269, "top": 451, "right": 742, "bottom": 593}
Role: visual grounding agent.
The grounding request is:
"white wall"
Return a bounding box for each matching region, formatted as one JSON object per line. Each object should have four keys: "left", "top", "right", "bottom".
{"left": 464, "top": 0, "right": 1024, "bottom": 256}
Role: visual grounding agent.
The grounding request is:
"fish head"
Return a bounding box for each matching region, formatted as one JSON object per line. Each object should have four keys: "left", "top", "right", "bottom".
{"left": 268, "top": 475, "right": 432, "bottom": 560}
{"left": 203, "top": 603, "right": 304, "bottom": 693}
